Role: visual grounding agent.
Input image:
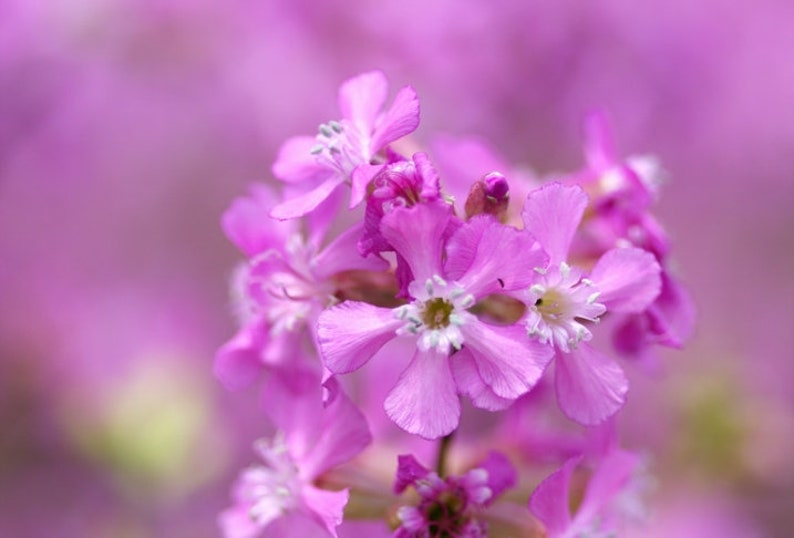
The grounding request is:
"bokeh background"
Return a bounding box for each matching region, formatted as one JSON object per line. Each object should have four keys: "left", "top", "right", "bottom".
{"left": 2, "top": 1, "right": 792, "bottom": 536}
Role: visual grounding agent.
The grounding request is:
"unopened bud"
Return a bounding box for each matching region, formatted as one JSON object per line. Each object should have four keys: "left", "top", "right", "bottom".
{"left": 464, "top": 171, "right": 510, "bottom": 220}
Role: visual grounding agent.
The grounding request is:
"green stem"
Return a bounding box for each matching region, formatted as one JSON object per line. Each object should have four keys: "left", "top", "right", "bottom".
{"left": 435, "top": 431, "right": 455, "bottom": 477}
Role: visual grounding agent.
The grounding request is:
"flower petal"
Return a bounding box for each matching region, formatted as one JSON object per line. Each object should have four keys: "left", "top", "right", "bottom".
{"left": 317, "top": 301, "right": 401, "bottom": 374}
{"left": 371, "top": 84, "right": 420, "bottom": 150}
{"left": 588, "top": 247, "right": 661, "bottom": 313}
{"left": 647, "top": 272, "right": 696, "bottom": 348}
{"left": 312, "top": 221, "right": 388, "bottom": 281}
{"left": 338, "top": 71, "right": 388, "bottom": 134}
{"left": 461, "top": 322, "right": 552, "bottom": 400}
{"left": 555, "top": 344, "right": 628, "bottom": 426}
{"left": 222, "top": 184, "right": 292, "bottom": 256}
{"left": 575, "top": 449, "right": 640, "bottom": 527}
{"left": 384, "top": 348, "right": 460, "bottom": 439}
{"left": 300, "top": 380, "right": 372, "bottom": 479}
{"left": 218, "top": 504, "right": 263, "bottom": 538}
{"left": 259, "top": 506, "right": 339, "bottom": 538}
{"left": 349, "top": 163, "right": 384, "bottom": 208}
{"left": 394, "top": 454, "right": 431, "bottom": 494}
{"left": 270, "top": 175, "right": 345, "bottom": 220}
{"left": 528, "top": 456, "right": 580, "bottom": 537}
{"left": 522, "top": 182, "right": 588, "bottom": 266}
{"left": 478, "top": 451, "right": 517, "bottom": 504}
{"left": 301, "top": 485, "right": 349, "bottom": 538}
{"left": 214, "top": 323, "right": 265, "bottom": 390}
{"left": 583, "top": 109, "right": 617, "bottom": 172}
{"left": 446, "top": 215, "right": 547, "bottom": 297}
{"left": 272, "top": 135, "right": 330, "bottom": 184}
{"left": 450, "top": 348, "right": 513, "bottom": 411}
{"left": 380, "top": 203, "right": 453, "bottom": 285}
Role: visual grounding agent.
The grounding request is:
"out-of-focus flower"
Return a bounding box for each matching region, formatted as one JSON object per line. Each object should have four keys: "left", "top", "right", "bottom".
{"left": 220, "top": 380, "right": 371, "bottom": 538}
{"left": 393, "top": 452, "right": 516, "bottom": 538}
{"left": 215, "top": 184, "right": 387, "bottom": 391}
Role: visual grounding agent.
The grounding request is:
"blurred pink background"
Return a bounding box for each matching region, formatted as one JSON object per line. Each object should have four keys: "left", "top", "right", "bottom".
{"left": 1, "top": 1, "right": 792, "bottom": 536}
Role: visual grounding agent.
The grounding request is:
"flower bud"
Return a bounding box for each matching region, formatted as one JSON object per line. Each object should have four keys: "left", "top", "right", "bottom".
{"left": 464, "top": 171, "right": 510, "bottom": 220}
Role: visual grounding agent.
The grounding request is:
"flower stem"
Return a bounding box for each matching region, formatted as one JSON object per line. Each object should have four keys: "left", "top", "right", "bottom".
{"left": 435, "top": 431, "right": 455, "bottom": 477}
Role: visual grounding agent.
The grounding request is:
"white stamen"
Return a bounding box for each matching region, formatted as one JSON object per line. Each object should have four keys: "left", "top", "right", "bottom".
{"left": 427, "top": 332, "right": 440, "bottom": 348}
{"left": 425, "top": 278, "right": 434, "bottom": 296}
{"left": 530, "top": 284, "right": 545, "bottom": 296}
{"left": 459, "top": 294, "right": 475, "bottom": 309}
{"left": 449, "top": 313, "right": 464, "bottom": 326}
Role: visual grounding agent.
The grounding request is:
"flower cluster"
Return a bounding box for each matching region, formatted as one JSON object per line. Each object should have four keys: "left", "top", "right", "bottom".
{"left": 215, "top": 71, "right": 693, "bottom": 537}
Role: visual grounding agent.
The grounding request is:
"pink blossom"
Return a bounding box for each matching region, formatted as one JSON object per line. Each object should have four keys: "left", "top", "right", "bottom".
{"left": 318, "top": 203, "right": 552, "bottom": 438}
{"left": 219, "top": 380, "right": 371, "bottom": 538}
{"left": 566, "top": 114, "right": 696, "bottom": 366}
{"left": 521, "top": 182, "right": 661, "bottom": 425}
{"left": 570, "top": 109, "right": 669, "bottom": 261}
{"left": 214, "top": 185, "right": 387, "bottom": 390}
{"left": 270, "top": 70, "right": 420, "bottom": 219}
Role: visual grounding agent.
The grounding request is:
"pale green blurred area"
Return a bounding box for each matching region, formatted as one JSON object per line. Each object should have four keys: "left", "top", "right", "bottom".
{"left": 60, "top": 352, "right": 230, "bottom": 501}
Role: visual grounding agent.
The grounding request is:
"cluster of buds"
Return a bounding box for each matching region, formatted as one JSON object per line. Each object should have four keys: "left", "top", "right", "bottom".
{"left": 215, "top": 71, "right": 694, "bottom": 537}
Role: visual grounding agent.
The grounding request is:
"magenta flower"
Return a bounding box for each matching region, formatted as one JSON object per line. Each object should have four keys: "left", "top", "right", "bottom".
{"left": 521, "top": 182, "right": 661, "bottom": 425}
{"left": 214, "top": 185, "right": 387, "bottom": 390}
{"left": 572, "top": 109, "right": 669, "bottom": 260}
{"left": 219, "top": 380, "right": 371, "bottom": 538}
{"left": 570, "top": 114, "right": 696, "bottom": 366}
{"left": 393, "top": 452, "right": 516, "bottom": 538}
{"left": 529, "top": 448, "right": 644, "bottom": 538}
{"left": 580, "top": 110, "right": 664, "bottom": 207}
{"left": 318, "top": 203, "right": 552, "bottom": 439}
{"left": 270, "top": 70, "right": 420, "bottom": 219}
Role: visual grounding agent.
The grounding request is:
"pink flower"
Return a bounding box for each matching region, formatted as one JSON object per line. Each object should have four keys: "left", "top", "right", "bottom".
{"left": 219, "top": 380, "right": 371, "bottom": 538}
{"left": 214, "top": 185, "right": 387, "bottom": 390}
{"left": 572, "top": 109, "right": 669, "bottom": 261}
{"left": 521, "top": 182, "right": 661, "bottom": 425}
{"left": 393, "top": 452, "right": 516, "bottom": 538}
{"left": 568, "top": 114, "right": 696, "bottom": 367}
{"left": 318, "top": 203, "right": 552, "bottom": 439}
{"left": 270, "top": 71, "right": 420, "bottom": 219}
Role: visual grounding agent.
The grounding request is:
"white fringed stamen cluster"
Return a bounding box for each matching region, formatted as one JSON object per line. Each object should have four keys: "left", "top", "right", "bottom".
{"left": 525, "top": 262, "right": 606, "bottom": 353}
{"left": 394, "top": 275, "right": 476, "bottom": 355}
